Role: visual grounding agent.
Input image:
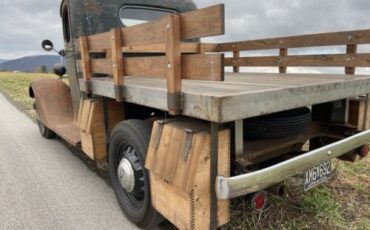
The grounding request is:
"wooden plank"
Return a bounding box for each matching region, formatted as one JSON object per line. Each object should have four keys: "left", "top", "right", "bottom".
{"left": 121, "top": 42, "right": 199, "bottom": 53}
{"left": 279, "top": 48, "right": 288, "bottom": 73}
{"left": 80, "top": 73, "right": 370, "bottom": 123}
{"left": 180, "top": 4, "right": 225, "bottom": 39}
{"left": 146, "top": 119, "right": 210, "bottom": 192}
{"left": 87, "top": 31, "right": 111, "bottom": 50}
{"left": 84, "top": 54, "right": 224, "bottom": 81}
{"left": 218, "top": 29, "right": 370, "bottom": 51}
{"left": 79, "top": 36, "right": 91, "bottom": 82}
{"left": 345, "top": 44, "right": 358, "bottom": 74}
{"left": 182, "top": 54, "right": 224, "bottom": 81}
{"left": 225, "top": 53, "right": 370, "bottom": 67}
{"left": 111, "top": 28, "right": 124, "bottom": 86}
{"left": 165, "top": 14, "right": 182, "bottom": 115}
{"left": 90, "top": 59, "right": 112, "bottom": 75}
{"left": 148, "top": 122, "right": 230, "bottom": 229}
{"left": 121, "top": 19, "right": 166, "bottom": 46}
{"left": 89, "top": 42, "right": 217, "bottom": 54}
{"left": 232, "top": 50, "right": 240, "bottom": 73}
{"left": 119, "top": 3, "right": 225, "bottom": 46}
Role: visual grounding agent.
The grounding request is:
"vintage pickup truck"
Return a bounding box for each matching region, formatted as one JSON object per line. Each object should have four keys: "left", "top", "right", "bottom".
{"left": 30, "top": 0, "right": 370, "bottom": 229}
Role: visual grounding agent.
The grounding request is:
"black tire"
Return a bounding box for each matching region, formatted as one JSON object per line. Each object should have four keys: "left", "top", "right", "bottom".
{"left": 37, "top": 119, "right": 56, "bottom": 139}
{"left": 244, "top": 107, "right": 311, "bottom": 139}
{"left": 108, "top": 120, "right": 163, "bottom": 229}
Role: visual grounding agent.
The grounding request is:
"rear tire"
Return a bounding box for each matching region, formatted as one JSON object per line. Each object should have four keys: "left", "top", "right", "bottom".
{"left": 108, "top": 120, "right": 163, "bottom": 229}
{"left": 37, "top": 119, "right": 56, "bottom": 139}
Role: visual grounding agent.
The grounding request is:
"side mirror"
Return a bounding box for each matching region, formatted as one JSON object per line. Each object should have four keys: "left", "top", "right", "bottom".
{"left": 41, "top": 40, "right": 54, "bottom": 52}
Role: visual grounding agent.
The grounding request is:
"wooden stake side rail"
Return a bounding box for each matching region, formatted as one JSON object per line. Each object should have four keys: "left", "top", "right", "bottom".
{"left": 218, "top": 29, "right": 370, "bottom": 74}
{"left": 224, "top": 53, "right": 370, "bottom": 67}
{"left": 78, "top": 4, "right": 225, "bottom": 114}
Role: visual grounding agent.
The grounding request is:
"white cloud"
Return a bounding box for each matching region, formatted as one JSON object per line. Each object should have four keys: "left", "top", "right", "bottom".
{"left": 1, "top": 0, "right": 370, "bottom": 69}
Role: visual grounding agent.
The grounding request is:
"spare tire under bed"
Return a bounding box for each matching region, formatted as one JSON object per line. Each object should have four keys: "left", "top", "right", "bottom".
{"left": 244, "top": 107, "right": 312, "bottom": 139}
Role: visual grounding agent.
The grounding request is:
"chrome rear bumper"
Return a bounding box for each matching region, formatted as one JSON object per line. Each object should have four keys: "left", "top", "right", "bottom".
{"left": 216, "top": 129, "right": 370, "bottom": 199}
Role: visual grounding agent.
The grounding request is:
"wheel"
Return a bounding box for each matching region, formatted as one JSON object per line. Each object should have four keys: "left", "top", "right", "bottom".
{"left": 108, "top": 120, "right": 163, "bottom": 228}
{"left": 36, "top": 119, "right": 56, "bottom": 139}
{"left": 34, "top": 102, "right": 56, "bottom": 139}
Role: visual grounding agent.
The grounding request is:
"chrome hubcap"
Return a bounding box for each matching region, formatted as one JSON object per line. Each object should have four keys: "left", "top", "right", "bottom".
{"left": 117, "top": 158, "right": 135, "bottom": 192}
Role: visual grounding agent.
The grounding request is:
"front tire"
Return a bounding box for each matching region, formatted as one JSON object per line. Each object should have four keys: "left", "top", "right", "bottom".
{"left": 37, "top": 119, "right": 56, "bottom": 139}
{"left": 108, "top": 120, "right": 163, "bottom": 229}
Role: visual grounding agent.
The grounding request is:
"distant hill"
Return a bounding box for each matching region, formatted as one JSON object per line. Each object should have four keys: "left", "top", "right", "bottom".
{"left": 0, "top": 55, "right": 63, "bottom": 72}
{"left": 0, "top": 59, "right": 8, "bottom": 64}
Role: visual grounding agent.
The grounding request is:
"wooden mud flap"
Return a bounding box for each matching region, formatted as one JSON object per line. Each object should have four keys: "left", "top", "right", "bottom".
{"left": 77, "top": 98, "right": 124, "bottom": 161}
{"left": 145, "top": 118, "right": 230, "bottom": 229}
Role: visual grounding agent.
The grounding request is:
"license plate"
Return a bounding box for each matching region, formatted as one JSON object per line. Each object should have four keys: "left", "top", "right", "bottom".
{"left": 304, "top": 160, "right": 332, "bottom": 192}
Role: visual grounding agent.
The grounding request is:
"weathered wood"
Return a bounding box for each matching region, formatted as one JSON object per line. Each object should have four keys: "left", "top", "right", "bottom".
{"left": 349, "top": 98, "right": 370, "bottom": 130}
{"left": 121, "top": 42, "right": 198, "bottom": 53}
{"left": 117, "top": 4, "right": 224, "bottom": 47}
{"left": 180, "top": 4, "right": 225, "bottom": 39}
{"left": 232, "top": 50, "right": 240, "bottom": 73}
{"left": 279, "top": 48, "right": 288, "bottom": 73}
{"left": 79, "top": 36, "right": 92, "bottom": 83}
{"left": 79, "top": 99, "right": 106, "bottom": 161}
{"left": 79, "top": 73, "right": 370, "bottom": 122}
{"left": 146, "top": 119, "right": 210, "bottom": 192}
{"left": 147, "top": 119, "right": 230, "bottom": 229}
{"left": 82, "top": 54, "right": 224, "bottom": 81}
{"left": 345, "top": 44, "right": 358, "bottom": 74}
{"left": 165, "top": 14, "right": 182, "bottom": 115}
{"left": 218, "top": 29, "right": 370, "bottom": 51}
{"left": 110, "top": 28, "right": 124, "bottom": 86}
{"left": 225, "top": 53, "right": 370, "bottom": 67}
{"left": 87, "top": 31, "right": 111, "bottom": 50}
{"left": 78, "top": 98, "right": 124, "bottom": 161}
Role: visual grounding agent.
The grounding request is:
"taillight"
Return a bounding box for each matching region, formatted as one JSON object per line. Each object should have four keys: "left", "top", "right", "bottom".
{"left": 251, "top": 191, "right": 268, "bottom": 211}
{"left": 360, "top": 145, "right": 369, "bottom": 158}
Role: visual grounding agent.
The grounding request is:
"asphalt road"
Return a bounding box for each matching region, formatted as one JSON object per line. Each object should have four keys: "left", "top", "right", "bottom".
{"left": 0, "top": 93, "right": 140, "bottom": 230}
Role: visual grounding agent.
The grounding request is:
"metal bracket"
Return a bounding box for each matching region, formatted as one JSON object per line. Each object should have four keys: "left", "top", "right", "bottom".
{"left": 152, "top": 118, "right": 180, "bottom": 149}
{"left": 84, "top": 80, "right": 92, "bottom": 94}
{"left": 235, "top": 120, "right": 244, "bottom": 157}
{"left": 114, "top": 85, "right": 124, "bottom": 102}
{"left": 183, "top": 129, "right": 194, "bottom": 162}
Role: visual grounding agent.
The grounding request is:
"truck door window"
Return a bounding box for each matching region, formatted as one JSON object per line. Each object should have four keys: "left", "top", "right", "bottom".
{"left": 119, "top": 6, "right": 176, "bottom": 27}
{"left": 62, "top": 6, "right": 71, "bottom": 42}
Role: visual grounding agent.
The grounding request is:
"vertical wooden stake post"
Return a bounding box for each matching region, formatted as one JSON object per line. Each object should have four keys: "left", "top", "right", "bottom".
{"left": 79, "top": 36, "right": 92, "bottom": 93}
{"left": 279, "top": 48, "right": 288, "bottom": 73}
{"left": 345, "top": 44, "right": 357, "bottom": 75}
{"left": 165, "top": 14, "right": 182, "bottom": 115}
{"left": 232, "top": 48, "right": 240, "bottom": 73}
{"left": 111, "top": 28, "right": 124, "bottom": 102}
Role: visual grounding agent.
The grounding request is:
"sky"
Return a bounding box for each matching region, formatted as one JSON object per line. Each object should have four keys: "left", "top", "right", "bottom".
{"left": 1, "top": 0, "right": 370, "bottom": 63}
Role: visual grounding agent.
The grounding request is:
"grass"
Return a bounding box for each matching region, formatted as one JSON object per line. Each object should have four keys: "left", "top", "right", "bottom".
{"left": 0, "top": 72, "right": 369, "bottom": 230}
{"left": 0, "top": 72, "right": 55, "bottom": 118}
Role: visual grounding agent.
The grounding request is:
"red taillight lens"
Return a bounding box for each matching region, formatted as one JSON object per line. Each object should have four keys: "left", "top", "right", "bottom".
{"left": 252, "top": 191, "right": 267, "bottom": 211}
{"left": 360, "top": 145, "right": 369, "bottom": 158}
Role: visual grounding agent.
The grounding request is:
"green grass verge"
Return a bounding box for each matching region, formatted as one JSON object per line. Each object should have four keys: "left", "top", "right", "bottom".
{"left": 0, "top": 72, "right": 369, "bottom": 230}
{"left": 0, "top": 72, "right": 54, "bottom": 117}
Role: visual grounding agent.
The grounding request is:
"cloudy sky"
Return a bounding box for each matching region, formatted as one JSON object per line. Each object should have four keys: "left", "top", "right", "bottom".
{"left": 1, "top": 0, "right": 370, "bottom": 61}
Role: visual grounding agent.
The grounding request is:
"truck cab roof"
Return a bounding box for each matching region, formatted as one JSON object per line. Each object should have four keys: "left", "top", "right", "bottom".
{"left": 60, "top": 0, "right": 197, "bottom": 40}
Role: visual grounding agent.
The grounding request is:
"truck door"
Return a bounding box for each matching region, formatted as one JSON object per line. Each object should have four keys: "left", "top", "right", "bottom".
{"left": 61, "top": 2, "right": 81, "bottom": 119}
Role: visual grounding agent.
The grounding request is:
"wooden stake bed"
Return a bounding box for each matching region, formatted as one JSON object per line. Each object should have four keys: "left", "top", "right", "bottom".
{"left": 77, "top": 4, "right": 370, "bottom": 123}
{"left": 80, "top": 72, "right": 370, "bottom": 122}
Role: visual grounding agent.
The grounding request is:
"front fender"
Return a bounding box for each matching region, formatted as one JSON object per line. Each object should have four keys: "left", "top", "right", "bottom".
{"left": 29, "top": 78, "right": 74, "bottom": 128}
